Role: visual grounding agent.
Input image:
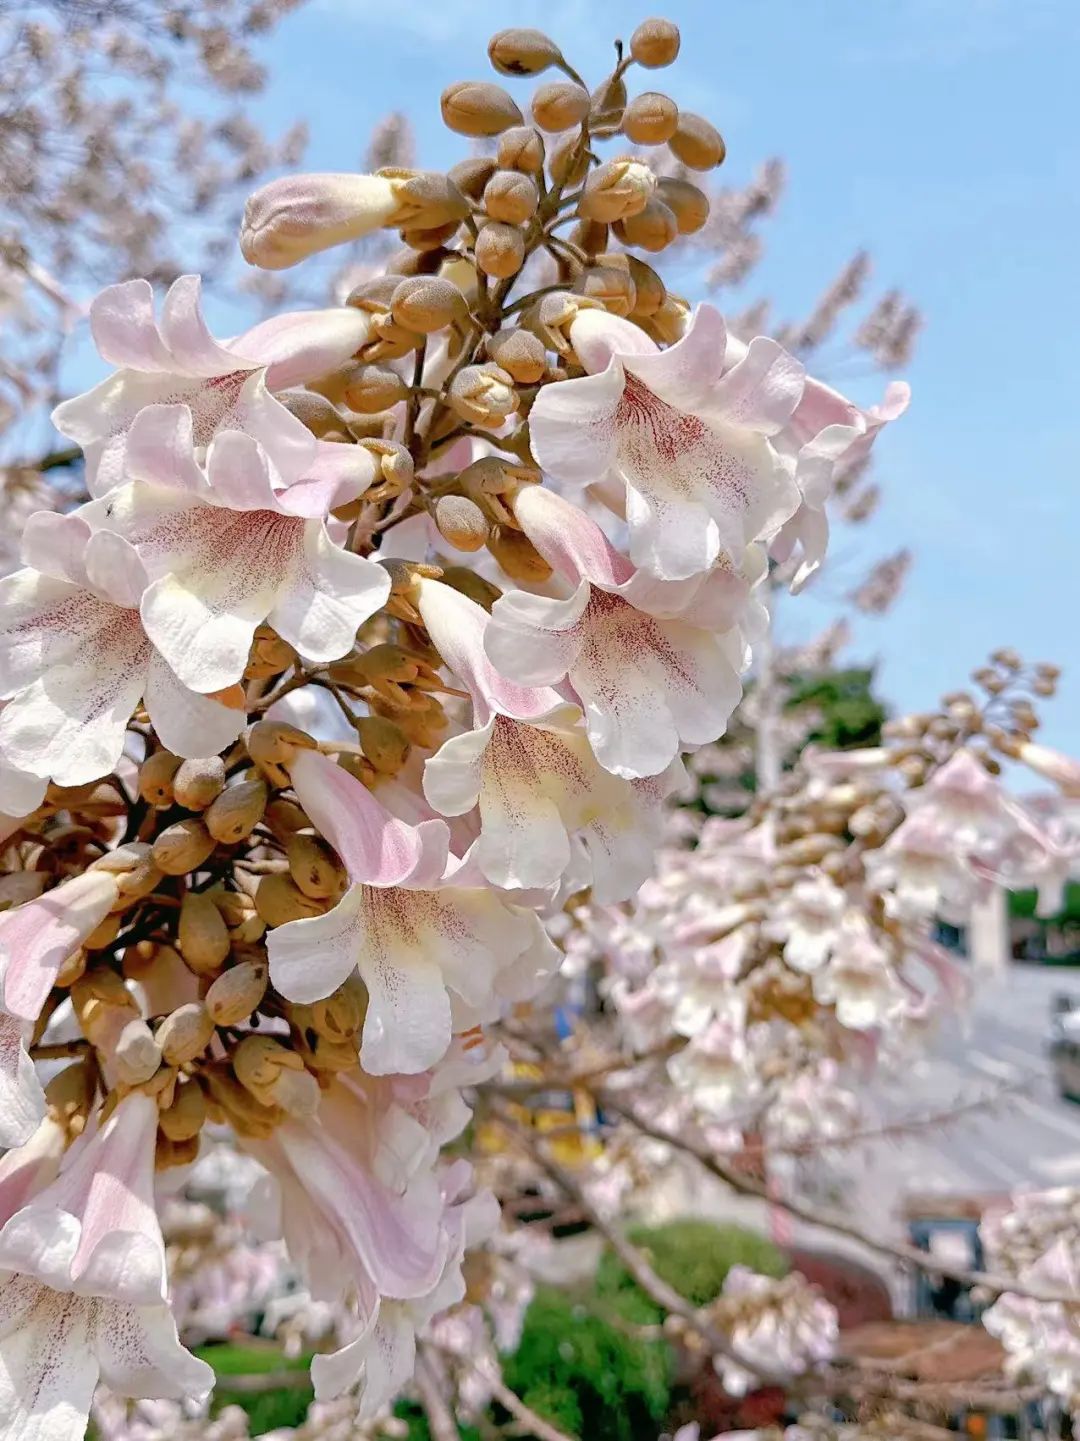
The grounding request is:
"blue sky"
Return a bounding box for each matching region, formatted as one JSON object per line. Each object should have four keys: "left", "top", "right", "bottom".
{"left": 70, "top": 1, "right": 1080, "bottom": 749}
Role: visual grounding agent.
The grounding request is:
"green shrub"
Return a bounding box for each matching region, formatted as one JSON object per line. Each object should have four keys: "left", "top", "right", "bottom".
{"left": 501, "top": 1286, "right": 671, "bottom": 1441}
{"left": 594, "top": 1218, "right": 788, "bottom": 1324}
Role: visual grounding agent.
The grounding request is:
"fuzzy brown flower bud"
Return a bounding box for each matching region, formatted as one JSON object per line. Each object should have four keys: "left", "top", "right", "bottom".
{"left": 391, "top": 275, "right": 467, "bottom": 334}
{"left": 173, "top": 757, "right": 227, "bottom": 811}
{"left": 668, "top": 112, "right": 726, "bottom": 170}
{"left": 356, "top": 715, "right": 413, "bottom": 777}
{"left": 547, "top": 134, "right": 589, "bottom": 187}
{"left": 152, "top": 818, "right": 216, "bottom": 876}
{"left": 441, "top": 80, "right": 523, "bottom": 136}
{"left": 157, "top": 1002, "right": 216, "bottom": 1072}
{"left": 233, "top": 1036, "right": 320, "bottom": 1119}
{"left": 205, "top": 778, "right": 268, "bottom": 844}
{"left": 448, "top": 363, "right": 519, "bottom": 425}
{"left": 435, "top": 494, "right": 491, "bottom": 552}
{"left": 488, "top": 28, "right": 563, "bottom": 76}
{"left": 622, "top": 91, "right": 679, "bottom": 144}
{"left": 474, "top": 221, "right": 526, "bottom": 279}
{"left": 286, "top": 833, "right": 346, "bottom": 899}
{"left": 614, "top": 196, "right": 678, "bottom": 252}
{"left": 245, "top": 625, "right": 297, "bottom": 680}
{"left": 115, "top": 1018, "right": 162, "bottom": 1086}
{"left": 342, "top": 364, "right": 409, "bottom": 414}
{"left": 205, "top": 960, "right": 269, "bottom": 1027}
{"left": 279, "top": 388, "right": 344, "bottom": 437}
{"left": 447, "top": 156, "right": 498, "bottom": 200}
{"left": 626, "top": 255, "right": 667, "bottom": 315}
{"left": 656, "top": 176, "right": 710, "bottom": 234}
{"left": 255, "top": 873, "right": 327, "bottom": 928}
{"left": 486, "top": 327, "right": 547, "bottom": 384}
{"left": 439, "top": 567, "right": 503, "bottom": 612}
{"left": 531, "top": 81, "right": 590, "bottom": 133}
{"left": 578, "top": 159, "right": 656, "bottom": 223}
{"left": 179, "top": 891, "right": 231, "bottom": 975}
{"left": 138, "top": 749, "right": 182, "bottom": 808}
{"left": 630, "top": 18, "right": 681, "bottom": 68}
{"left": 488, "top": 525, "right": 553, "bottom": 583}
{"left": 573, "top": 263, "right": 637, "bottom": 317}
{"left": 483, "top": 170, "right": 540, "bottom": 226}
{"left": 497, "top": 126, "right": 546, "bottom": 173}
{"left": 159, "top": 1081, "right": 207, "bottom": 1143}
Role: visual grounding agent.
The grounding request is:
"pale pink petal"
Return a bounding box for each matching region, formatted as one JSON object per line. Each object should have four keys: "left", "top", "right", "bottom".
{"left": 159, "top": 274, "right": 254, "bottom": 377}
{"left": 267, "top": 888, "right": 366, "bottom": 1006}
{"left": 310, "top": 1306, "right": 380, "bottom": 1400}
{"left": 275, "top": 442, "right": 380, "bottom": 518}
{"left": 0, "top": 616, "right": 150, "bottom": 784}
{"left": 484, "top": 584, "right": 590, "bottom": 688}
{"left": 567, "top": 307, "right": 658, "bottom": 372}
{"left": 289, "top": 750, "right": 449, "bottom": 888}
{"left": 0, "top": 758, "right": 47, "bottom": 819}
{"left": 512, "top": 484, "right": 634, "bottom": 589}
{"left": 229, "top": 371, "right": 320, "bottom": 484}
{"left": 20, "top": 512, "right": 93, "bottom": 588}
{"left": 275, "top": 1121, "right": 446, "bottom": 1298}
{"left": 0, "top": 570, "right": 102, "bottom": 698}
{"left": 0, "top": 1286, "right": 99, "bottom": 1440}
{"left": 422, "top": 721, "right": 491, "bottom": 819}
{"left": 139, "top": 507, "right": 304, "bottom": 692}
{"left": 0, "top": 1014, "right": 45, "bottom": 1150}
{"left": 267, "top": 522, "right": 391, "bottom": 664}
{"left": 204, "top": 430, "right": 283, "bottom": 511}
{"left": 82, "top": 531, "right": 148, "bottom": 610}
{"left": 123, "top": 405, "right": 208, "bottom": 494}
{"left": 0, "top": 871, "right": 118, "bottom": 1021}
{"left": 704, "top": 335, "right": 805, "bottom": 435}
{"left": 94, "top": 1301, "right": 215, "bottom": 1402}
{"left": 616, "top": 303, "right": 730, "bottom": 412}
{"left": 416, "top": 578, "right": 560, "bottom": 723}
{"left": 527, "top": 362, "right": 624, "bottom": 488}
{"left": 356, "top": 908, "right": 453, "bottom": 1074}
{"left": 142, "top": 652, "right": 245, "bottom": 759}
{"left": 89, "top": 280, "right": 172, "bottom": 371}
{"left": 237, "top": 307, "right": 373, "bottom": 390}
{"left": 623, "top": 483, "right": 718, "bottom": 581}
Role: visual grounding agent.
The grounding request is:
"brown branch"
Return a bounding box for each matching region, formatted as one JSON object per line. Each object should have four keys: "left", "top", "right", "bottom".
{"left": 415, "top": 1348, "right": 462, "bottom": 1441}
{"left": 601, "top": 1094, "right": 1078, "bottom": 1305}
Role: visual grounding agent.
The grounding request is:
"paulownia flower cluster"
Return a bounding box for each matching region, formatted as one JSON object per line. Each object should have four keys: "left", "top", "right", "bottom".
{"left": 0, "top": 17, "right": 1076, "bottom": 1441}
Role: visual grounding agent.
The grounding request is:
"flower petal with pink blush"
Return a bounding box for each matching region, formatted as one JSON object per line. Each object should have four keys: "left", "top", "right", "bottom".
{"left": 52, "top": 274, "right": 366, "bottom": 496}
{"left": 532, "top": 303, "right": 803, "bottom": 581}
{"left": 289, "top": 749, "right": 450, "bottom": 889}
{"left": 142, "top": 653, "right": 245, "bottom": 760}
{"left": 0, "top": 756, "right": 46, "bottom": 819}
{"left": 19, "top": 511, "right": 95, "bottom": 588}
{"left": 0, "top": 1013, "right": 45, "bottom": 1150}
{"left": 487, "top": 579, "right": 744, "bottom": 779}
{"left": 0, "top": 1281, "right": 100, "bottom": 1441}
{"left": 0, "top": 1093, "right": 165, "bottom": 1305}
{"left": 0, "top": 870, "right": 119, "bottom": 1022}
{"left": 0, "top": 609, "right": 148, "bottom": 784}
{"left": 93, "top": 1302, "right": 215, "bottom": 1402}
{"left": 106, "top": 453, "right": 388, "bottom": 691}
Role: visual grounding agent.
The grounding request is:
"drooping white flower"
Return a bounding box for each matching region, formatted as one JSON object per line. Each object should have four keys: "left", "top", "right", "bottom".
{"left": 267, "top": 750, "right": 558, "bottom": 1075}
{"left": 485, "top": 485, "right": 755, "bottom": 778}
{"left": 529, "top": 304, "right": 804, "bottom": 581}
{"left": 0, "top": 512, "right": 245, "bottom": 783}
{"left": 52, "top": 274, "right": 372, "bottom": 497}
{"left": 418, "top": 576, "right": 673, "bottom": 897}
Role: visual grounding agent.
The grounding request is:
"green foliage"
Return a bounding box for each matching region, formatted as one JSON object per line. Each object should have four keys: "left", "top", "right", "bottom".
{"left": 595, "top": 1218, "right": 788, "bottom": 1324}
{"left": 784, "top": 666, "right": 887, "bottom": 753}
{"left": 501, "top": 1286, "right": 672, "bottom": 1441}
{"left": 195, "top": 1343, "right": 313, "bottom": 1437}
{"left": 1009, "top": 880, "right": 1080, "bottom": 924}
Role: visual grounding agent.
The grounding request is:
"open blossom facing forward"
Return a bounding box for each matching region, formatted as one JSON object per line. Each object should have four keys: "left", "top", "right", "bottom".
{"left": 51, "top": 275, "right": 372, "bottom": 497}
{"left": 267, "top": 750, "right": 558, "bottom": 1074}
{"left": 529, "top": 303, "right": 804, "bottom": 580}
{"left": 0, "top": 513, "right": 245, "bottom": 782}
